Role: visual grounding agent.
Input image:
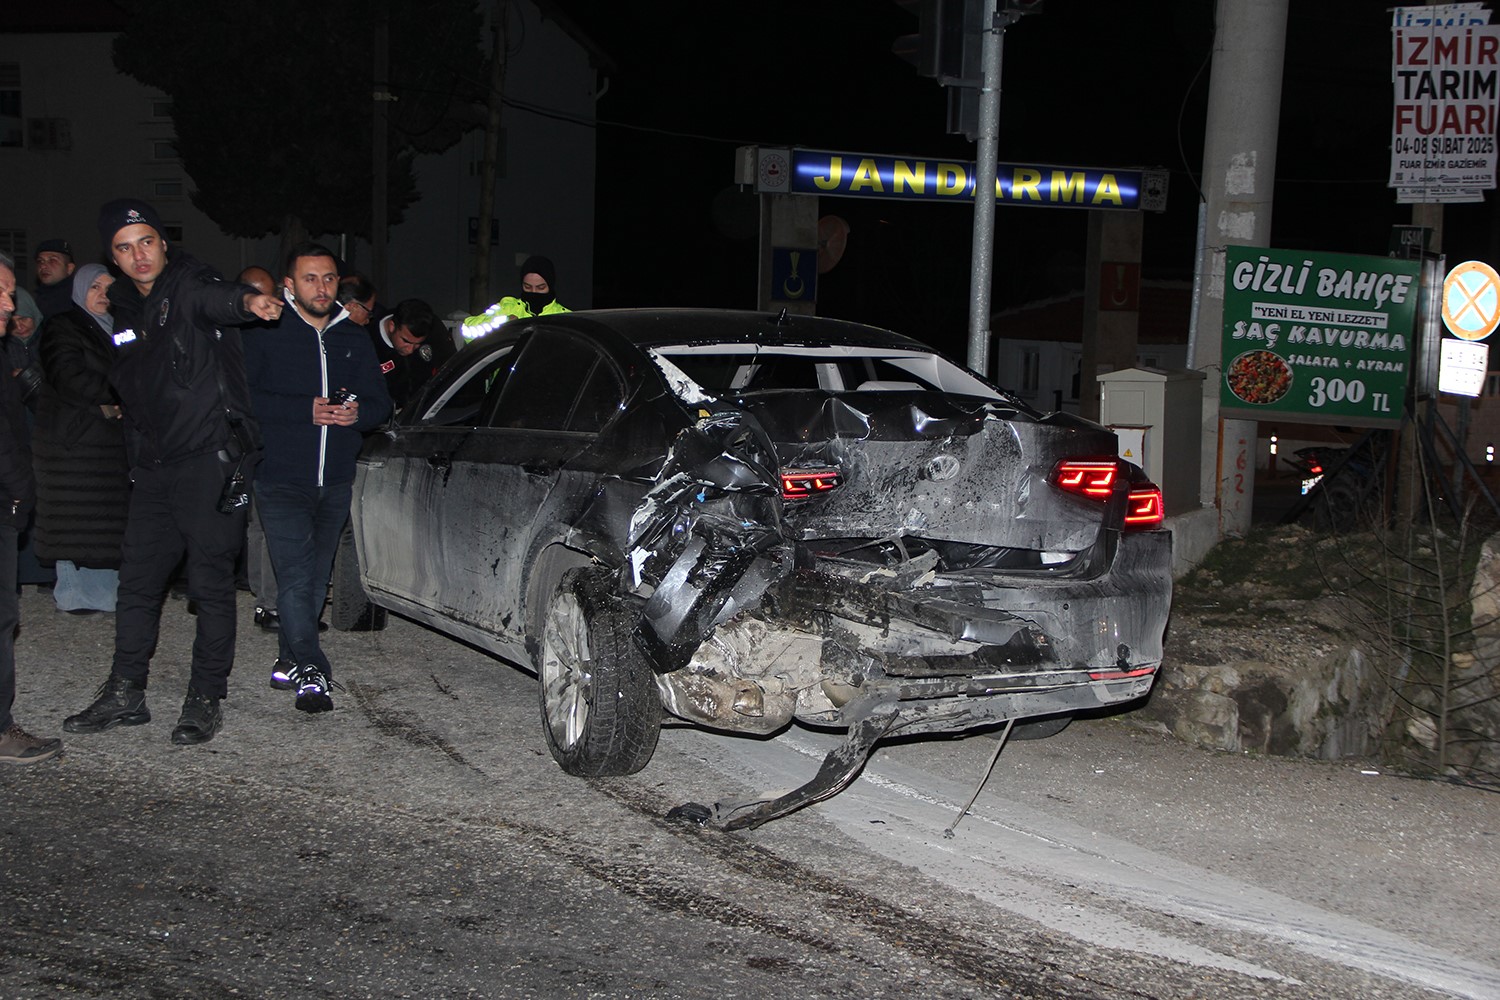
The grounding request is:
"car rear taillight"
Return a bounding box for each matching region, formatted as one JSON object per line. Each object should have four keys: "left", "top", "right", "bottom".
{"left": 1051, "top": 461, "right": 1119, "bottom": 499}
{"left": 781, "top": 469, "right": 843, "bottom": 500}
{"left": 1125, "top": 485, "right": 1164, "bottom": 528}
{"left": 1051, "top": 459, "right": 1164, "bottom": 530}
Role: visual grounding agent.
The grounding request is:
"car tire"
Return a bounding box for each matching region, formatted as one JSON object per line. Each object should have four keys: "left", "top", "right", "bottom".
{"left": 538, "top": 569, "right": 662, "bottom": 777}
{"left": 329, "top": 523, "right": 387, "bottom": 632}
{"left": 1315, "top": 477, "right": 1365, "bottom": 533}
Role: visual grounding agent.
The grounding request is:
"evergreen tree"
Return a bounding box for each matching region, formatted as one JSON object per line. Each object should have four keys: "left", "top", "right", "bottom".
{"left": 113, "top": 0, "right": 486, "bottom": 248}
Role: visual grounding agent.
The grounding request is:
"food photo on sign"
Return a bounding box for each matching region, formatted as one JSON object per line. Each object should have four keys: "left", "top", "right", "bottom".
{"left": 1226, "top": 349, "right": 1293, "bottom": 405}
{"left": 1220, "top": 246, "right": 1422, "bottom": 429}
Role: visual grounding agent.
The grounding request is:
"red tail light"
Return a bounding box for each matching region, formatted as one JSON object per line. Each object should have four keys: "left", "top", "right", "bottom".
{"left": 1051, "top": 461, "right": 1119, "bottom": 498}
{"left": 1125, "top": 485, "right": 1164, "bottom": 528}
{"left": 781, "top": 469, "right": 843, "bottom": 500}
{"left": 1051, "top": 459, "right": 1165, "bottom": 530}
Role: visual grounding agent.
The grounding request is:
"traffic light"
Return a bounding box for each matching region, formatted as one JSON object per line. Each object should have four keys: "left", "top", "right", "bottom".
{"left": 890, "top": 0, "right": 971, "bottom": 81}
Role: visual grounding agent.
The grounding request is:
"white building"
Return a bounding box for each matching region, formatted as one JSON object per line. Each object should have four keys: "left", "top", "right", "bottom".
{"left": 989, "top": 280, "right": 1191, "bottom": 414}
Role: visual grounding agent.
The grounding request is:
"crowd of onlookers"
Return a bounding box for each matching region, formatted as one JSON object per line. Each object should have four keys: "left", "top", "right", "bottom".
{"left": 0, "top": 198, "right": 568, "bottom": 764}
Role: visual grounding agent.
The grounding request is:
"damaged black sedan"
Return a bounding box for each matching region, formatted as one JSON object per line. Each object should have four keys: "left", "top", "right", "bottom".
{"left": 348, "top": 309, "right": 1172, "bottom": 827}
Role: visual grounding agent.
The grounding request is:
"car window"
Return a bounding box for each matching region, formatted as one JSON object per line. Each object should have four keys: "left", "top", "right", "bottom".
{"left": 489, "top": 330, "right": 623, "bottom": 433}
{"left": 652, "top": 345, "right": 1002, "bottom": 400}
{"left": 415, "top": 344, "right": 516, "bottom": 427}
{"left": 570, "top": 358, "right": 626, "bottom": 432}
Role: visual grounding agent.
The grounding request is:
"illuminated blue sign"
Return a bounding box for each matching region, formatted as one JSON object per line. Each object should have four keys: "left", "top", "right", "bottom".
{"left": 788, "top": 149, "right": 1147, "bottom": 210}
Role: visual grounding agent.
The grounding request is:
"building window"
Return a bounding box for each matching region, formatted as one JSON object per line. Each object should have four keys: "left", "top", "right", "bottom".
{"left": 152, "top": 179, "right": 184, "bottom": 198}
{"left": 162, "top": 225, "right": 184, "bottom": 243}
{"left": 150, "top": 100, "right": 173, "bottom": 119}
{"left": 1487, "top": 373, "right": 1500, "bottom": 398}
{"left": 0, "top": 62, "right": 21, "bottom": 148}
{"left": 27, "top": 117, "right": 71, "bottom": 151}
{"left": 0, "top": 230, "right": 26, "bottom": 279}
{"left": 152, "top": 140, "right": 178, "bottom": 161}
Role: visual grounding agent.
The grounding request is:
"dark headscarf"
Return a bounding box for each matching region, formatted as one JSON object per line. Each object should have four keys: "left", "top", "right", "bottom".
{"left": 10, "top": 287, "right": 43, "bottom": 332}
{"left": 518, "top": 255, "right": 557, "bottom": 315}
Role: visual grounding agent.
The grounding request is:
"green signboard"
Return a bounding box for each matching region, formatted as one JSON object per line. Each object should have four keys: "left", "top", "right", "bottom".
{"left": 1221, "top": 247, "right": 1421, "bottom": 428}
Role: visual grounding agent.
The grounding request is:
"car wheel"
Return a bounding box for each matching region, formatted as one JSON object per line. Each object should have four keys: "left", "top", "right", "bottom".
{"left": 538, "top": 569, "right": 662, "bottom": 777}
{"left": 1315, "top": 477, "right": 1365, "bottom": 533}
{"left": 329, "top": 522, "right": 386, "bottom": 632}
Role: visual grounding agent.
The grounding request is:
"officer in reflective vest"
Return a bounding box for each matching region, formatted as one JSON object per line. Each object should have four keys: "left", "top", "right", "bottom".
{"left": 460, "top": 254, "right": 569, "bottom": 340}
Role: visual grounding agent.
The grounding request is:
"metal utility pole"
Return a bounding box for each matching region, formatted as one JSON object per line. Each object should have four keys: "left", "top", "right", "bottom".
{"left": 472, "top": 0, "right": 510, "bottom": 313}
{"left": 894, "top": 0, "right": 1037, "bottom": 377}
{"left": 966, "top": 0, "right": 1004, "bottom": 378}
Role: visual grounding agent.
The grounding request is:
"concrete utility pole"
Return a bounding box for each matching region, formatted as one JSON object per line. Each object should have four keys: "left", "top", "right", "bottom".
{"left": 1188, "top": 0, "right": 1290, "bottom": 537}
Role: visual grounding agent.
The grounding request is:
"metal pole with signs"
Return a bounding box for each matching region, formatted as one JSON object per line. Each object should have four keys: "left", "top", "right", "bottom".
{"left": 1437, "top": 258, "right": 1500, "bottom": 396}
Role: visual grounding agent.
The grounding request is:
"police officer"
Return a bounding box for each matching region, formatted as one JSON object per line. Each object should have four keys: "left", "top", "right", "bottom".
{"left": 459, "top": 254, "right": 570, "bottom": 341}
{"left": 62, "top": 199, "right": 283, "bottom": 746}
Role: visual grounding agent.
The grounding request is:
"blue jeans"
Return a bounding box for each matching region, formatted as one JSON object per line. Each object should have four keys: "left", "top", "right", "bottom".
{"left": 254, "top": 480, "right": 352, "bottom": 677}
{"left": 54, "top": 561, "right": 119, "bottom": 612}
{"left": 246, "top": 497, "right": 277, "bottom": 611}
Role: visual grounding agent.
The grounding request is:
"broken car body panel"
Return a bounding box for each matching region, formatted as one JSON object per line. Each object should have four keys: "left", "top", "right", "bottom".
{"left": 350, "top": 309, "right": 1173, "bottom": 811}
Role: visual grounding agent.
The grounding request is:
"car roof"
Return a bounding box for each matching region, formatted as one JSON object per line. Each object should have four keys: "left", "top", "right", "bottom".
{"left": 538, "top": 308, "right": 937, "bottom": 353}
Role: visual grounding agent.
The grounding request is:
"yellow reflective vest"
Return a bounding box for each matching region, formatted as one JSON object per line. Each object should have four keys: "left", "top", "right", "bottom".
{"left": 460, "top": 297, "right": 570, "bottom": 340}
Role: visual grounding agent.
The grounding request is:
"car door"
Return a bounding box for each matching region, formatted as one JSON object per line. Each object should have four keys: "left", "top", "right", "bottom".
{"left": 352, "top": 338, "right": 518, "bottom": 618}
{"left": 434, "top": 327, "right": 627, "bottom": 647}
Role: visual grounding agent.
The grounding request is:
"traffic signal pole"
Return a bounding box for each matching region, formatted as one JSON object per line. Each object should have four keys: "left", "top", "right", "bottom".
{"left": 966, "top": 0, "right": 1005, "bottom": 378}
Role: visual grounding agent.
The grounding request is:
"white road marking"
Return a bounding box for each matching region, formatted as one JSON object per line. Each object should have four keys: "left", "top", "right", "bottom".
{"left": 678, "top": 728, "right": 1500, "bottom": 999}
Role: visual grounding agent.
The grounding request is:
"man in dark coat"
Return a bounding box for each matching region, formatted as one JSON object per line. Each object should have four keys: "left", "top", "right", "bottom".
{"left": 62, "top": 199, "right": 283, "bottom": 746}
{"left": 32, "top": 238, "right": 76, "bottom": 320}
{"left": 0, "top": 253, "right": 61, "bottom": 764}
{"left": 243, "top": 243, "right": 391, "bottom": 712}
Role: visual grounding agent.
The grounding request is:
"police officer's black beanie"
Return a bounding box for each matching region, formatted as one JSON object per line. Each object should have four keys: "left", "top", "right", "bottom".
{"left": 98, "top": 198, "right": 166, "bottom": 248}
{"left": 519, "top": 255, "right": 556, "bottom": 292}
{"left": 36, "top": 238, "right": 73, "bottom": 261}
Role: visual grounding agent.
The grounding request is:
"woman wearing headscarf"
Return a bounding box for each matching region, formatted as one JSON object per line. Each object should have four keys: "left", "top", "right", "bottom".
{"left": 6, "top": 287, "right": 48, "bottom": 410}
{"left": 32, "top": 263, "right": 129, "bottom": 614}
{"left": 6, "top": 286, "right": 56, "bottom": 590}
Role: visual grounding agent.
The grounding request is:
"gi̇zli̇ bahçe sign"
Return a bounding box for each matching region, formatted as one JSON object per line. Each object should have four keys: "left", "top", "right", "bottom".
{"left": 1221, "top": 247, "right": 1421, "bottom": 429}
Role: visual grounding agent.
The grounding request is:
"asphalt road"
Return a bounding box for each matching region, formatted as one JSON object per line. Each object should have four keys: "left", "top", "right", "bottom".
{"left": 3, "top": 589, "right": 1497, "bottom": 999}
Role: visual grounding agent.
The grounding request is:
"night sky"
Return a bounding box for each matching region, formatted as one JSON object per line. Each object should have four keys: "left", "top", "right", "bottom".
{"left": 566, "top": 0, "right": 1499, "bottom": 355}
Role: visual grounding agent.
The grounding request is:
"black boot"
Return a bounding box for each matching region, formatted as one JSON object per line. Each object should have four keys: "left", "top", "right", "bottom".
{"left": 170, "top": 688, "right": 223, "bottom": 746}
{"left": 63, "top": 674, "right": 150, "bottom": 733}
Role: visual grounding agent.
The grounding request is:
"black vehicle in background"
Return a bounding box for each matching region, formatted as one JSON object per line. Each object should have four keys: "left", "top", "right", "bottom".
{"left": 1287, "top": 435, "right": 1387, "bottom": 532}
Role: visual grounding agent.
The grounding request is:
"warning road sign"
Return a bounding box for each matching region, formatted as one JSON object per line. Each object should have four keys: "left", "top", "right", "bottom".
{"left": 1442, "top": 260, "right": 1500, "bottom": 341}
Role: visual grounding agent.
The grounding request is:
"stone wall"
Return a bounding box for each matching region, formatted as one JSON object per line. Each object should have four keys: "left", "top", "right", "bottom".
{"left": 1139, "top": 525, "right": 1500, "bottom": 782}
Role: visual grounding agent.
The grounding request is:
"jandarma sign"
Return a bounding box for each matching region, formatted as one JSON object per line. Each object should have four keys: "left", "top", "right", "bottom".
{"left": 785, "top": 149, "right": 1149, "bottom": 210}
